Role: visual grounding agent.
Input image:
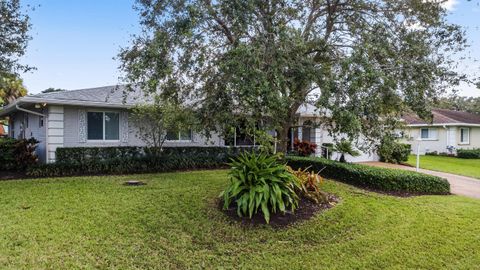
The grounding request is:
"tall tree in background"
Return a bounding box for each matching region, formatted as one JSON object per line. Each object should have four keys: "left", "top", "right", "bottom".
{"left": 0, "top": 74, "right": 27, "bottom": 106}
{"left": 436, "top": 95, "right": 480, "bottom": 114}
{"left": 0, "top": 0, "right": 31, "bottom": 106}
{"left": 40, "top": 88, "right": 66, "bottom": 94}
{"left": 120, "top": 0, "right": 471, "bottom": 152}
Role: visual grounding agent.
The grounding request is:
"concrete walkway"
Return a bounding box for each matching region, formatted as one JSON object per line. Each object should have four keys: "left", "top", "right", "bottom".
{"left": 359, "top": 162, "right": 480, "bottom": 199}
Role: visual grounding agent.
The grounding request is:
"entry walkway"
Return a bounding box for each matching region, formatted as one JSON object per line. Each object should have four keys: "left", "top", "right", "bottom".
{"left": 359, "top": 162, "right": 480, "bottom": 199}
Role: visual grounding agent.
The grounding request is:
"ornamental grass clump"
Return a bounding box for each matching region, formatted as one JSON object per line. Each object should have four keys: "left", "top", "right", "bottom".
{"left": 221, "top": 152, "right": 300, "bottom": 223}
{"left": 287, "top": 166, "right": 328, "bottom": 204}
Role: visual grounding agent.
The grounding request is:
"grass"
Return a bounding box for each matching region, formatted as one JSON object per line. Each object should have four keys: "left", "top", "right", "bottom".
{"left": 0, "top": 170, "right": 479, "bottom": 269}
{"left": 407, "top": 154, "right": 480, "bottom": 179}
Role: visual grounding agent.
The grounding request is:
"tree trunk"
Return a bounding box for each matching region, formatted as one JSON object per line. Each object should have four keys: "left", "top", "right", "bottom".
{"left": 277, "top": 123, "right": 291, "bottom": 154}
{"left": 276, "top": 102, "right": 303, "bottom": 154}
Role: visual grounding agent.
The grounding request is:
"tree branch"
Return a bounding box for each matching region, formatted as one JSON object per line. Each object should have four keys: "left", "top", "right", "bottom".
{"left": 202, "top": 0, "right": 236, "bottom": 45}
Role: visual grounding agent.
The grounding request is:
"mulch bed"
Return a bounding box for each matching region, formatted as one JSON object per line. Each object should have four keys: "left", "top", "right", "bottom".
{"left": 0, "top": 171, "right": 28, "bottom": 181}
{"left": 219, "top": 194, "right": 339, "bottom": 228}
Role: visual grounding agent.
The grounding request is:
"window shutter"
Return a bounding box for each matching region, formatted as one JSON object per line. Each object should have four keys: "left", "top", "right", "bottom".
{"left": 121, "top": 111, "right": 129, "bottom": 143}
{"left": 78, "top": 109, "right": 87, "bottom": 143}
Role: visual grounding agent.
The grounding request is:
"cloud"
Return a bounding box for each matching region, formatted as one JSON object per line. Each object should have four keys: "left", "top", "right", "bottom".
{"left": 441, "top": 0, "right": 459, "bottom": 11}
{"left": 425, "top": 0, "right": 459, "bottom": 11}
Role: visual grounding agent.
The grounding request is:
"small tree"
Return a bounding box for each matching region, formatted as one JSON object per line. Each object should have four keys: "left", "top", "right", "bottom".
{"left": 333, "top": 139, "right": 360, "bottom": 163}
{"left": 131, "top": 101, "right": 196, "bottom": 157}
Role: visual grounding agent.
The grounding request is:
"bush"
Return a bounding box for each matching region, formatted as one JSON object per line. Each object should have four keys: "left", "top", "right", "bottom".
{"left": 220, "top": 152, "right": 300, "bottom": 223}
{"left": 457, "top": 149, "right": 480, "bottom": 159}
{"left": 293, "top": 139, "right": 317, "bottom": 156}
{"left": 287, "top": 166, "right": 328, "bottom": 204}
{"left": 333, "top": 139, "right": 360, "bottom": 162}
{"left": 378, "top": 138, "right": 411, "bottom": 164}
{"left": 0, "top": 137, "right": 39, "bottom": 171}
{"left": 27, "top": 146, "right": 255, "bottom": 177}
{"left": 55, "top": 146, "right": 254, "bottom": 164}
{"left": 286, "top": 156, "right": 450, "bottom": 195}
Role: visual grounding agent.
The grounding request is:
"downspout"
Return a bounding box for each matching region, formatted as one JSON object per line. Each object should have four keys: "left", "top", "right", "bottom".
{"left": 443, "top": 125, "right": 448, "bottom": 151}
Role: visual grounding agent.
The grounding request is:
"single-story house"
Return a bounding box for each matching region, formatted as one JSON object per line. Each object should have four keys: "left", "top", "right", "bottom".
{"left": 401, "top": 109, "right": 480, "bottom": 154}
{"left": 0, "top": 85, "right": 379, "bottom": 163}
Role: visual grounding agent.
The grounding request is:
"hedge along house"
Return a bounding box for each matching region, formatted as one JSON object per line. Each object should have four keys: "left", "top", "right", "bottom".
{"left": 0, "top": 85, "right": 379, "bottom": 163}
{"left": 400, "top": 109, "right": 480, "bottom": 155}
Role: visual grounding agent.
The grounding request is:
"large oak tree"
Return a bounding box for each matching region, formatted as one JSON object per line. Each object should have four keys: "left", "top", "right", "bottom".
{"left": 120, "top": 0, "right": 471, "bottom": 151}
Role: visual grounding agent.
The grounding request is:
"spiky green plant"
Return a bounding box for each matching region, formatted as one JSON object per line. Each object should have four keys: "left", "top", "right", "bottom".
{"left": 333, "top": 139, "right": 360, "bottom": 163}
{"left": 221, "top": 152, "right": 300, "bottom": 223}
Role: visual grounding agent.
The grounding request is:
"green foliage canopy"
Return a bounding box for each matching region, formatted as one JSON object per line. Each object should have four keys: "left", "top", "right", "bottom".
{"left": 0, "top": 0, "right": 31, "bottom": 107}
{"left": 0, "top": 0, "right": 31, "bottom": 76}
{"left": 120, "top": 0, "right": 471, "bottom": 151}
{"left": 436, "top": 95, "right": 480, "bottom": 114}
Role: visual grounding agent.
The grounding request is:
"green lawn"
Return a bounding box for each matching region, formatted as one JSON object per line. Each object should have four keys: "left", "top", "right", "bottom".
{"left": 1, "top": 171, "right": 480, "bottom": 269}
{"left": 407, "top": 154, "right": 480, "bottom": 179}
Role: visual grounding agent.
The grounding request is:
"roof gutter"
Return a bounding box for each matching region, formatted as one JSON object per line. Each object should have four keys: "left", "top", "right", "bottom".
{"left": 406, "top": 123, "right": 480, "bottom": 128}
{"left": 16, "top": 104, "right": 46, "bottom": 117}
{"left": 19, "top": 97, "right": 134, "bottom": 108}
{"left": 0, "top": 97, "right": 135, "bottom": 117}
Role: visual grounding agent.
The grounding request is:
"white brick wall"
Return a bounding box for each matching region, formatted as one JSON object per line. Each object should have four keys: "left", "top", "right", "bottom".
{"left": 47, "top": 105, "right": 64, "bottom": 163}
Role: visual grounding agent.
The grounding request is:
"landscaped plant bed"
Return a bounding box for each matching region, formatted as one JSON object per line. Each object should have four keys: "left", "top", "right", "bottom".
{"left": 0, "top": 171, "right": 28, "bottom": 181}
{"left": 219, "top": 194, "right": 339, "bottom": 228}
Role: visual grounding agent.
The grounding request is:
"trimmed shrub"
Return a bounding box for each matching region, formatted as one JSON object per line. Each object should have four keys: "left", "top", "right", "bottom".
{"left": 0, "top": 137, "right": 39, "bottom": 171}
{"left": 378, "top": 138, "right": 411, "bottom": 164}
{"left": 286, "top": 156, "right": 450, "bottom": 195}
{"left": 27, "top": 146, "right": 255, "bottom": 177}
{"left": 457, "top": 149, "right": 480, "bottom": 159}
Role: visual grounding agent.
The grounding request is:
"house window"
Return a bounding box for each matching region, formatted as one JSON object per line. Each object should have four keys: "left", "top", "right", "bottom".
{"left": 87, "top": 112, "right": 119, "bottom": 141}
{"left": 460, "top": 128, "right": 470, "bottom": 144}
{"left": 166, "top": 129, "right": 192, "bottom": 141}
{"left": 39, "top": 116, "right": 44, "bottom": 128}
{"left": 420, "top": 128, "right": 437, "bottom": 140}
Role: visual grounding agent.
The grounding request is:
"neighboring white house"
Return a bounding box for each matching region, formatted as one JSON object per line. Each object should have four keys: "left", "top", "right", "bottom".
{"left": 0, "top": 85, "right": 379, "bottom": 163}
{"left": 400, "top": 109, "right": 480, "bottom": 155}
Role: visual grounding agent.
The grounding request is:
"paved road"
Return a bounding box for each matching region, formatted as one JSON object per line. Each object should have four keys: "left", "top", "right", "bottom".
{"left": 359, "top": 162, "right": 480, "bottom": 199}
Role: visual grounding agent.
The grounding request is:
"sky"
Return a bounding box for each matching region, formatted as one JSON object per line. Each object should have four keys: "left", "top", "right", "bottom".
{"left": 19, "top": 0, "right": 480, "bottom": 97}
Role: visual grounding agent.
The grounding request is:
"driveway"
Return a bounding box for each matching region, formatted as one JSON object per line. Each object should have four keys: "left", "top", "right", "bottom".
{"left": 359, "top": 162, "right": 480, "bottom": 199}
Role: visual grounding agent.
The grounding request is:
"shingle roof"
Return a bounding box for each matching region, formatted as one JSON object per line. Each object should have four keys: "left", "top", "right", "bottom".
{"left": 403, "top": 109, "right": 480, "bottom": 125}
{"left": 28, "top": 86, "right": 318, "bottom": 117}
{"left": 31, "top": 85, "right": 149, "bottom": 105}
